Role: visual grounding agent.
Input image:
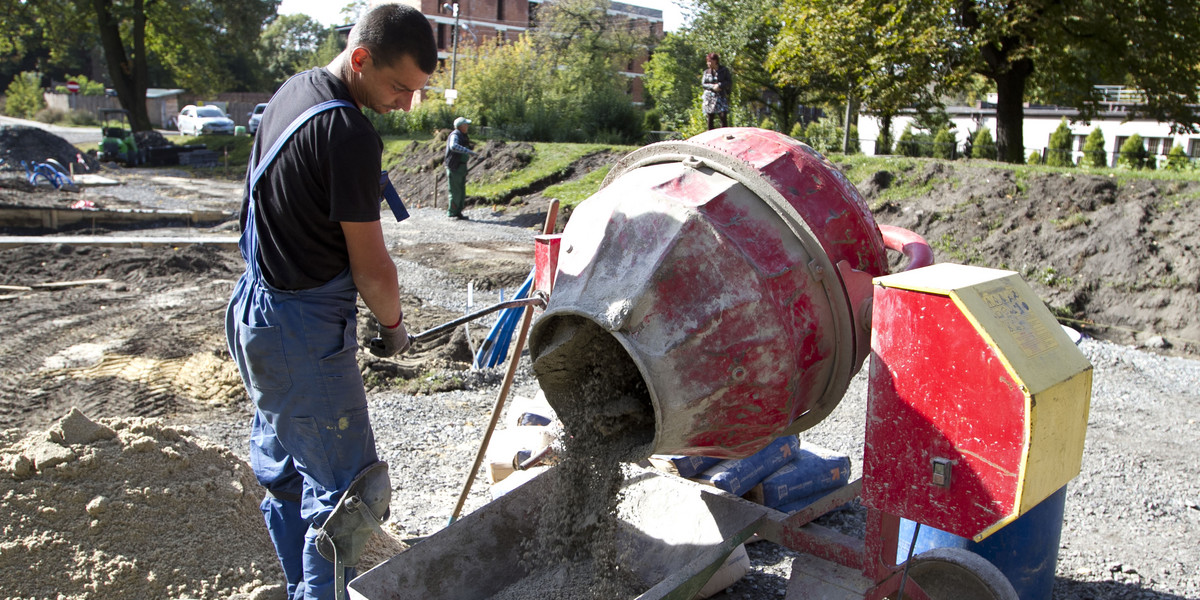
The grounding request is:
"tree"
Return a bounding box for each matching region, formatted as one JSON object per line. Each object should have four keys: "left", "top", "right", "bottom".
{"left": 643, "top": 33, "right": 705, "bottom": 131}
{"left": 16, "top": 0, "right": 275, "bottom": 131}
{"left": 1082, "top": 128, "right": 1106, "bottom": 167}
{"left": 768, "top": 0, "right": 955, "bottom": 154}
{"left": 685, "top": 0, "right": 805, "bottom": 131}
{"left": 1046, "top": 118, "right": 1074, "bottom": 167}
{"left": 258, "top": 15, "right": 333, "bottom": 90}
{"left": 946, "top": 1, "right": 1200, "bottom": 163}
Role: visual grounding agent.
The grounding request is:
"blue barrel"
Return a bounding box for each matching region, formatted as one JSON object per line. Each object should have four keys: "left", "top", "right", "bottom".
{"left": 896, "top": 486, "right": 1067, "bottom": 600}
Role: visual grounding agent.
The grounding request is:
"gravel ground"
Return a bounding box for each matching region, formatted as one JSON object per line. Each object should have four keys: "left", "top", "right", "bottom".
{"left": 184, "top": 206, "right": 1200, "bottom": 600}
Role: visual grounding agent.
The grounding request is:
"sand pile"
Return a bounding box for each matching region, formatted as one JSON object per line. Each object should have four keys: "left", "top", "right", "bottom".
{"left": 0, "top": 408, "right": 284, "bottom": 599}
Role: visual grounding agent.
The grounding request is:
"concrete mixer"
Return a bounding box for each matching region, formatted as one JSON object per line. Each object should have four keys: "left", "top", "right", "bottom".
{"left": 349, "top": 128, "right": 1093, "bottom": 600}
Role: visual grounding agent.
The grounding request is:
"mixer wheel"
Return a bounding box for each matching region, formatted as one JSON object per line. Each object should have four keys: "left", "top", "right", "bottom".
{"left": 893, "top": 547, "right": 1018, "bottom": 600}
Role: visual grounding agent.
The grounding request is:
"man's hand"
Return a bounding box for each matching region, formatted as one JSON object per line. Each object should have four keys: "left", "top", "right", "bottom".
{"left": 368, "top": 320, "right": 414, "bottom": 358}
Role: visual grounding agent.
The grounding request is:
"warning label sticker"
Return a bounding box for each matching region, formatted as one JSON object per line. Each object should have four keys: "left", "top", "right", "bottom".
{"left": 978, "top": 281, "right": 1059, "bottom": 358}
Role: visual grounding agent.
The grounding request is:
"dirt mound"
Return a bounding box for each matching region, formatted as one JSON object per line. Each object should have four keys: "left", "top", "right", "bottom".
{"left": 388, "top": 138, "right": 536, "bottom": 209}
{"left": 0, "top": 408, "right": 409, "bottom": 600}
{"left": 0, "top": 408, "right": 284, "bottom": 599}
{"left": 0, "top": 126, "right": 100, "bottom": 172}
{"left": 862, "top": 161, "right": 1200, "bottom": 354}
{"left": 134, "top": 130, "right": 170, "bottom": 149}
{"left": 386, "top": 137, "right": 622, "bottom": 230}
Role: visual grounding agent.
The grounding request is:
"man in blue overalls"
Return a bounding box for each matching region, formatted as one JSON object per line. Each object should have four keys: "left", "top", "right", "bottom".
{"left": 224, "top": 6, "right": 437, "bottom": 599}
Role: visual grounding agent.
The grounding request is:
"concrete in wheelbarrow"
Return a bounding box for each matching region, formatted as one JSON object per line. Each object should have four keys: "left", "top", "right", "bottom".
{"left": 348, "top": 466, "right": 768, "bottom": 600}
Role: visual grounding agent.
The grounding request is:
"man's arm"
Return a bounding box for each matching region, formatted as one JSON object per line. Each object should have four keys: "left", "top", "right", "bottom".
{"left": 342, "top": 220, "right": 402, "bottom": 327}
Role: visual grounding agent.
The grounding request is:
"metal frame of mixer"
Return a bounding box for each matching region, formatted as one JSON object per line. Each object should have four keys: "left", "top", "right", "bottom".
{"left": 532, "top": 225, "right": 949, "bottom": 600}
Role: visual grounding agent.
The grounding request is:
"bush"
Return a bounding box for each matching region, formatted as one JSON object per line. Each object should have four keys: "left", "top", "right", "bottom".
{"left": 803, "top": 116, "right": 849, "bottom": 154}
{"left": 581, "top": 87, "right": 642, "bottom": 144}
{"left": 642, "top": 108, "right": 662, "bottom": 134}
{"left": 33, "top": 108, "right": 66, "bottom": 123}
{"left": 759, "top": 117, "right": 776, "bottom": 131}
{"left": 52, "top": 75, "right": 105, "bottom": 96}
{"left": 1119, "top": 134, "right": 1149, "bottom": 169}
{"left": 407, "top": 100, "right": 458, "bottom": 135}
{"left": 1027, "top": 150, "right": 1043, "bottom": 165}
{"left": 972, "top": 127, "right": 996, "bottom": 159}
{"left": 1082, "top": 128, "right": 1106, "bottom": 167}
{"left": 788, "top": 121, "right": 805, "bottom": 141}
{"left": 896, "top": 124, "right": 920, "bottom": 157}
{"left": 932, "top": 127, "right": 956, "bottom": 159}
{"left": 4, "top": 71, "right": 45, "bottom": 119}
{"left": 1166, "top": 144, "right": 1190, "bottom": 171}
{"left": 1046, "top": 118, "right": 1074, "bottom": 167}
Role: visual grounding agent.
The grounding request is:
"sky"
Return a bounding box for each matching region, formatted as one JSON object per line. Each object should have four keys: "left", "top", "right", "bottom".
{"left": 277, "top": 0, "right": 691, "bottom": 32}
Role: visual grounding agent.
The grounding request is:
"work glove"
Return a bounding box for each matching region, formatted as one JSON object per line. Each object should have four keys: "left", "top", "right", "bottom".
{"left": 368, "top": 318, "right": 414, "bottom": 358}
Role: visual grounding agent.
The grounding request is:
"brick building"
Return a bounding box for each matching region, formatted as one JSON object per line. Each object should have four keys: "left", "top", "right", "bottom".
{"left": 364, "top": 0, "right": 664, "bottom": 104}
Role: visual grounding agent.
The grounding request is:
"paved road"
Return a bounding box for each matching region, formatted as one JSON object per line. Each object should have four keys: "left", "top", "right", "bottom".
{"left": 0, "top": 115, "right": 180, "bottom": 146}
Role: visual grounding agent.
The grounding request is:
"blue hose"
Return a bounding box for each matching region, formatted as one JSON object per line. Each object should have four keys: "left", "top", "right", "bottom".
{"left": 474, "top": 270, "right": 534, "bottom": 368}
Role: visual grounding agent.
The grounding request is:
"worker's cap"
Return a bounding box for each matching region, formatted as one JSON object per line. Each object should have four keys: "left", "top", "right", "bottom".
{"left": 454, "top": 117, "right": 471, "bottom": 128}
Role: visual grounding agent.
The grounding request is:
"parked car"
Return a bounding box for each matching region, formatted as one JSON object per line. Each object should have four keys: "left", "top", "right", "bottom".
{"left": 247, "top": 103, "right": 268, "bottom": 136}
{"left": 177, "top": 104, "right": 235, "bottom": 136}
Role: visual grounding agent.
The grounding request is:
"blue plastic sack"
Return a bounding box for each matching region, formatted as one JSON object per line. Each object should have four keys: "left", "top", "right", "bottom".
{"left": 761, "top": 443, "right": 850, "bottom": 508}
{"left": 695, "top": 436, "right": 801, "bottom": 497}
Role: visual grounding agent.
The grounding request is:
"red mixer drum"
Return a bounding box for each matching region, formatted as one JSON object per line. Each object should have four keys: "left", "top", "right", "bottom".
{"left": 529, "top": 128, "right": 889, "bottom": 459}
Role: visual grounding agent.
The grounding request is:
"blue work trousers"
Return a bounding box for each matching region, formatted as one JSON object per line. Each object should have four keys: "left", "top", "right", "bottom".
{"left": 226, "top": 268, "right": 378, "bottom": 600}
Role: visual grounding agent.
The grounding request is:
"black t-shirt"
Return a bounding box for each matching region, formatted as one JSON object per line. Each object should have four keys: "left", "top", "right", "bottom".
{"left": 242, "top": 68, "right": 383, "bottom": 290}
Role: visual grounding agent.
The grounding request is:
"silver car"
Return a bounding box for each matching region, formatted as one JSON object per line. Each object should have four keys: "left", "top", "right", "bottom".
{"left": 247, "top": 103, "right": 268, "bottom": 136}
{"left": 177, "top": 105, "right": 235, "bottom": 136}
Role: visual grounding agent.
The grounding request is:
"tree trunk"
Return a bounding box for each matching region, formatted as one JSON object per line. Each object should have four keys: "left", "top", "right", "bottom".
{"left": 992, "top": 63, "right": 1031, "bottom": 163}
{"left": 878, "top": 114, "right": 893, "bottom": 155}
{"left": 92, "top": 0, "right": 152, "bottom": 131}
{"left": 771, "top": 86, "right": 800, "bottom": 134}
{"left": 842, "top": 94, "right": 857, "bottom": 154}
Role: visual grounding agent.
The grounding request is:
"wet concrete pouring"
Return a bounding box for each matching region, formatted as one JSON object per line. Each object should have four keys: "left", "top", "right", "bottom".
{"left": 2, "top": 125, "right": 1199, "bottom": 599}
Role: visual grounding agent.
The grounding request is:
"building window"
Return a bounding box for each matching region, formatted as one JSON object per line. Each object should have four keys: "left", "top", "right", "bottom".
{"left": 497, "top": 0, "right": 505, "bottom": 22}
{"left": 1188, "top": 139, "right": 1200, "bottom": 158}
{"left": 438, "top": 23, "right": 447, "bottom": 50}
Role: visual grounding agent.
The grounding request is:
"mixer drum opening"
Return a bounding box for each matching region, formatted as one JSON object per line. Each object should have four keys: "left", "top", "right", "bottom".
{"left": 531, "top": 314, "right": 656, "bottom": 462}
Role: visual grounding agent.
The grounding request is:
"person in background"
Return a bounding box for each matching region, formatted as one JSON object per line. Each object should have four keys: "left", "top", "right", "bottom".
{"left": 701, "top": 52, "right": 732, "bottom": 130}
{"left": 224, "top": 5, "right": 437, "bottom": 599}
{"left": 444, "top": 116, "right": 477, "bottom": 220}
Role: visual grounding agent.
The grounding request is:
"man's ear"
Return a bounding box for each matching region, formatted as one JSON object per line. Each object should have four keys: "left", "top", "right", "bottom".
{"left": 349, "top": 47, "right": 371, "bottom": 73}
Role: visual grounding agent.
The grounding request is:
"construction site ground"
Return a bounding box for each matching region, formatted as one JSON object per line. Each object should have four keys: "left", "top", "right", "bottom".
{"left": 1, "top": 127, "right": 1198, "bottom": 600}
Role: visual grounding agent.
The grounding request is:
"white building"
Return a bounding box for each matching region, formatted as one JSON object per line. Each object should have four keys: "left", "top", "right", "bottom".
{"left": 857, "top": 90, "right": 1200, "bottom": 167}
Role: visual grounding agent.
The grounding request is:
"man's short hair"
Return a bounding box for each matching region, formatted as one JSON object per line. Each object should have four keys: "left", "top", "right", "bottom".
{"left": 348, "top": 4, "right": 438, "bottom": 74}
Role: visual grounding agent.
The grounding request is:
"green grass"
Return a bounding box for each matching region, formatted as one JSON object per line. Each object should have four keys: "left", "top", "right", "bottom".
{"left": 541, "top": 164, "right": 613, "bottom": 208}
{"left": 468, "top": 142, "right": 633, "bottom": 203}
{"left": 836, "top": 153, "right": 1200, "bottom": 184}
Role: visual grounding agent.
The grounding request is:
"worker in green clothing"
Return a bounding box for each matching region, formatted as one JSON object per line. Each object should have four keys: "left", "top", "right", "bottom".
{"left": 444, "top": 116, "right": 477, "bottom": 219}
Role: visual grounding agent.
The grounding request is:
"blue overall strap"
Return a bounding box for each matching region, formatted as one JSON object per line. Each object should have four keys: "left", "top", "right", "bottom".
{"left": 248, "top": 99, "right": 358, "bottom": 193}
{"left": 380, "top": 171, "right": 409, "bottom": 222}
{"left": 241, "top": 99, "right": 357, "bottom": 278}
